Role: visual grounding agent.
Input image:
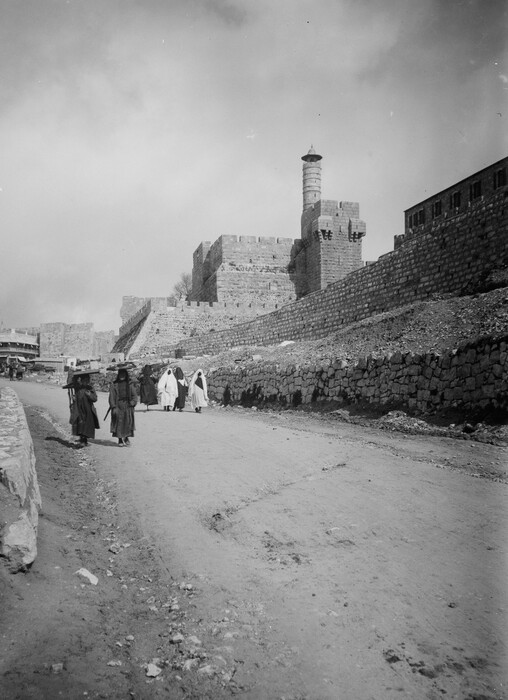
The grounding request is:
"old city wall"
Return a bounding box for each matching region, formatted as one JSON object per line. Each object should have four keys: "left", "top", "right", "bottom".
{"left": 173, "top": 188, "right": 507, "bottom": 356}
{"left": 205, "top": 334, "right": 507, "bottom": 416}
{"left": 192, "top": 235, "right": 296, "bottom": 304}
{"left": 297, "top": 200, "right": 364, "bottom": 295}
{"left": 93, "top": 330, "right": 117, "bottom": 358}
{"left": 126, "top": 300, "right": 284, "bottom": 359}
{"left": 120, "top": 296, "right": 164, "bottom": 326}
{"left": 39, "top": 322, "right": 95, "bottom": 359}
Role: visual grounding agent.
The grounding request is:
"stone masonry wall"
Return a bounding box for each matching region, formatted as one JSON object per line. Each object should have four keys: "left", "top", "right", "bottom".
{"left": 296, "top": 199, "right": 365, "bottom": 295}
{"left": 93, "top": 330, "right": 116, "bottom": 358}
{"left": 205, "top": 334, "right": 507, "bottom": 416}
{"left": 191, "top": 235, "right": 296, "bottom": 304}
{"left": 173, "top": 187, "right": 508, "bottom": 356}
{"left": 40, "top": 322, "right": 95, "bottom": 359}
{"left": 113, "top": 296, "right": 287, "bottom": 358}
{"left": 127, "top": 301, "right": 284, "bottom": 359}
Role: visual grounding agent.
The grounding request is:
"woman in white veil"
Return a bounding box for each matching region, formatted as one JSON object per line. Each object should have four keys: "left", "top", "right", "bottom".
{"left": 157, "top": 367, "right": 178, "bottom": 412}
{"left": 188, "top": 369, "right": 208, "bottom": 413}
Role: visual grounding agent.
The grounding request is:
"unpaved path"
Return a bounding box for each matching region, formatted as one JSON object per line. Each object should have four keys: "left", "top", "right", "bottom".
{"left": 1, "top": 378, "right": 507, "bottom": 700}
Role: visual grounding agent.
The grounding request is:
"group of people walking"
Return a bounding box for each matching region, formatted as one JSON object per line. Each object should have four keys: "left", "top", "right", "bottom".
{"left": 64, "top": 363, "right": 208, "bottom": 447}
{"left": 155, "top": 366, "right": 208, "bottom": 413}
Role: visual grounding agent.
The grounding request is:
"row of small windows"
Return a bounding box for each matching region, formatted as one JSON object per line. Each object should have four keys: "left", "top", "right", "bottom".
{"left": 407, "top": 166, "right": 506, "bottom": 228}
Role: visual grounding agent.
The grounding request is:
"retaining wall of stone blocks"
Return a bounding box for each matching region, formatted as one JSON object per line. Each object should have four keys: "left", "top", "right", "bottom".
{"left": 205, "top": 334, "right": 507, "bottom": 416}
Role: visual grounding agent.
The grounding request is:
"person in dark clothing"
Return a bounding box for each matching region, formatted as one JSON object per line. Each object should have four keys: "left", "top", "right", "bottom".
{"left": 65, "top": 371, "right": 100, "bottom": 446}
{"left": 8, "top": 364, "right": 14, "bottom": 381}
{"left": 172, "top": 366, "right": 188, "bottom": 412}
{"left": 138, "top": 365, "right": 158, "bottom": 411}
{"left": 109, "top": 364, "right": 138, "bottom": 447}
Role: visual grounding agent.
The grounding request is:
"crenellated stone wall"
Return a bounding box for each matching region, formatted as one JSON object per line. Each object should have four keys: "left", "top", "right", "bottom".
{"left": 113, "top": 298, "right": 288, "bottom": 358}
{"left": 295, "top": 199, "right": 365, "bottom": 296}
{"left": 172, "top": 185, "right": 508, "bottom": 357}
{"left": 205, "top": 334, "right": 508, "bottom": 416}
{"left": 191, "top": 235, "right": 297, "bottom": 304}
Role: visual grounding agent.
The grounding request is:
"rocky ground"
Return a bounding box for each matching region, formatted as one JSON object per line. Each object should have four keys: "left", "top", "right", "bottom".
{"left": 1, "top": 381, "right": 507, "bottom": 699}
{"left": 0, "top": 405, "right": 232, "bottom": 699}
{"left": 177, "top": 288, "right": 508, "bottom": 372}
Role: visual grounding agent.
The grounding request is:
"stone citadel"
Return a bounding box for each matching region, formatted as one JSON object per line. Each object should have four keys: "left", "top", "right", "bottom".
{"left": 114, "top": 151, "right": 507, "bottom": 360}
{"left": 190, "top": 146, "right": 365, "bottom": 305}
{"left": 114, "top": 147, "right": 368, "bottom": 357}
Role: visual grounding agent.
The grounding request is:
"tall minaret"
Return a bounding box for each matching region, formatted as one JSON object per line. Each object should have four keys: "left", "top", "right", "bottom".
{"left": 301, "top": 145, "right": 322, "bottom": 211}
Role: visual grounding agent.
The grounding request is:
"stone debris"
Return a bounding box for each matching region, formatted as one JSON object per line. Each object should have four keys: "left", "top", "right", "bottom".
{"left": 170, "top": 633, "right": 185, "bottom": 644}
{"left": 107, "top": 660, "right": 122, "bottom": 667}
{"left": 75, "top": 568, "right": 98, "bottom": 586}
{"left": 50, "top": 663, "right": 64, "bottom": 674}
{"left": 145, "top": 662, "right": 162, "bottom": 677}
{"left": 197, "top": 664, "right": 216, "bottom": 677}
{"left": 182, "top": 658, "right": 199, "bottom": 671}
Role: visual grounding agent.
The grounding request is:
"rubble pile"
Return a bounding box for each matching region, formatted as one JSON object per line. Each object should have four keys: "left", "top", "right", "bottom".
{"left": 183, "top": 288, "right": 508, "bottom": 374}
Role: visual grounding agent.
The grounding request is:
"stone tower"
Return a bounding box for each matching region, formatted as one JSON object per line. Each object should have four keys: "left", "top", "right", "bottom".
{"left": 301, "top": 145, "right": 322, "bottom": 211}
{"left": 292, "top": 146, "right": 366, "bottom": 296}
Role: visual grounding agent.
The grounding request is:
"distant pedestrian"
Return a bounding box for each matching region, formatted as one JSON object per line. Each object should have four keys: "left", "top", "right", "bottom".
{"left": 189, "top": 369, "right": 208, "bottom": 413}
{"left": 8, "top": 364, "right": 14, "bottom": 381}
{"left": 173, "top": 366, "right": 188, "bottom": 412}
{"left": 157, "top": 367, "right": 178, "bottom": 412}
{"left": 64, "top": 371, "right": 100, "bottom": 446}
{"left": 138, "top": 365, "right": 158, "bottom": 411}
{"left": 108, "top": 363, "right": 138, "bottom": 446}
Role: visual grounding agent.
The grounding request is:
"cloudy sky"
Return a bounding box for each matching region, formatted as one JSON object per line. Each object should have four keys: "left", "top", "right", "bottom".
{"left": 0, "top": 0, "right": 506, "bottom": 332}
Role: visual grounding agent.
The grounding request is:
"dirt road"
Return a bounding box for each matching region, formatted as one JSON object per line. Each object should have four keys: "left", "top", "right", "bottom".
{"left": 1, "top": 378, "right": 507, "bottom": 699}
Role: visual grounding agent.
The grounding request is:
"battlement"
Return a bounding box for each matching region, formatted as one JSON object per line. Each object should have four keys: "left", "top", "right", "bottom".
{"left": 118, "top": 301, "right": 152, "bottom": 338}
{"left": 118, "top": 151, "right": 507, "bottom": 362}
{"left": 190, "top": 234, "right": 297, "bottom": 305}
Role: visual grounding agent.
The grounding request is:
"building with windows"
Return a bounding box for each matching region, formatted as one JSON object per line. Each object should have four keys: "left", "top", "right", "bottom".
{"left": 397, "top": 157, "right": 507, "bottom": 248}
{"left": 0, "top": 329, "right": 39, "bottom": 363}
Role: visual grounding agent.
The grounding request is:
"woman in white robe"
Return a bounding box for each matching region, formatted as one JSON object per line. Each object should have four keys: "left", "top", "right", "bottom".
{"left": 157, "top": 367, "right": 178, "bottom": 411}
{"left": 188, "top": 369, "right": 208, "bottom": 413}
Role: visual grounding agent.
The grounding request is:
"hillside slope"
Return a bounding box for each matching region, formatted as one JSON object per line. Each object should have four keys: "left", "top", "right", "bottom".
{"left": 182, "top": 287, "right": 508, "bottom": 371}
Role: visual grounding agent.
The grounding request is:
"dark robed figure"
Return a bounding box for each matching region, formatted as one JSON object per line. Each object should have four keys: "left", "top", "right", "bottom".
{"left": 138, "top": 365, "right": 158, "bottom": 410}
{"left": 173, "top": 366, "right": 188, "bottom": 411}
{"left": 108, "top": 365, "right": 138, "bottom": 446}
{"left": 65, "top": 371, "right": 100, "bottom": 446}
